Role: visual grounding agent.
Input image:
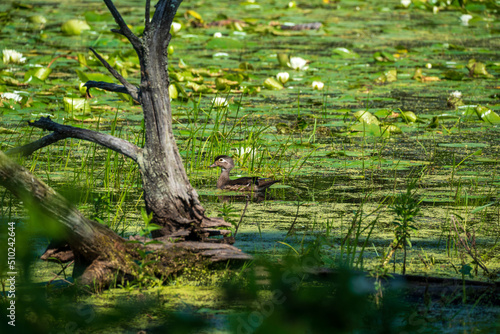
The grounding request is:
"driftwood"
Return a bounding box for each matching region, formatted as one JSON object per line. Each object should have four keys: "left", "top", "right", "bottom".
{"left": 0, "top": 151, "right": 250, "bottom": 288}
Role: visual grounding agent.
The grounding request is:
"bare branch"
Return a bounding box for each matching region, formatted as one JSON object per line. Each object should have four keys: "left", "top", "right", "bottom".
{"left": 18, "top": 117, "right": 141, "bottom": 162}
{"left": 145, "top": 0, "right": 151, "bottom": 30}
{"left": 89, "top": 48, "right": 140, "bottom": 101}
{"left": 6, "top": 132, "right": 67, "bottom": 157}
{"left": 84, "top": 80, "right": 139, "bottom": 101}
{"left": 102, "top": 0, "right": 142, "bottom": 53}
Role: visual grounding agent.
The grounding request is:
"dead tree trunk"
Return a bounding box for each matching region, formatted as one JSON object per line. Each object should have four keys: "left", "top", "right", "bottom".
{"left": 0, "top": 151, "right": 250, "bottom": 289}
{"left": 8, "top": 0, "right": 230, "bottom": 241}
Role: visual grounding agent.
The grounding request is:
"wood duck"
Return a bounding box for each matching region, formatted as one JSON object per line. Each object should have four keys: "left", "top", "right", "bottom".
{"left": 209, "top": 155, "right": 279, "bottom": 192}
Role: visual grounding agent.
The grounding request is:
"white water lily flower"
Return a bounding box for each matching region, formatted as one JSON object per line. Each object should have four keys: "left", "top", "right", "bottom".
{"left": 312, "top": 81, "right": 324, "bottom": 90}
{"left": 213, "top": 32, "right": 222, "bottom": 38}
{"left": 212, "top": 97, "right": 228, "bottom": 107}
{"left": 287, "top": 56, "right": 309, "bottom": 71}
{"left": 2, "top": 49, "right": 26, "bottom": 64}
{"left": 400, "top": 0, "right": 411, "bottom": 8}
{"left": 235, "top": 147, "right": 255, "bottom": 158}
{"left": 450, "top": 91, "right": 462, "bottom": 99}
{"left": 460, "top": 14, "right": 473, "bottom": 26}
{"left": 276, "top": 72, "right": 289, "bottom": 84}
{"left": 1, "top": 92, "right": 23, "bottom": 102}
{"left": 171, "top": 22, "right": 182, "bottom": 34}
{"left": 425, "top": 63, "right": 432, "bottom": 69}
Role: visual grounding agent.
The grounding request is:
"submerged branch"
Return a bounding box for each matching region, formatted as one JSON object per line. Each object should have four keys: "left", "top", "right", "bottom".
{"left": 89, "top": 48, "right": 140, "bottom": 101}
{"left": 16, "top": 117, "right": 141, "bottom": 162}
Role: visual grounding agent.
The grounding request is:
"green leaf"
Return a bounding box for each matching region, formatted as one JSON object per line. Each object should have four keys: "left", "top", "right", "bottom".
{"left": 263, "top": 77, "right": 283, "bottom": 90}
{"left": 61, "top": 19, "right": 91, "bottom": 35}
{"left": 276, "top": 53, "right": 290, "bottom": 67}
{"left": 400, "top": 111, "right": 417, "bottom": 123}
{"left": 373, "top": 51, "right": 395, "bottom": 62}
{"left": 476, "top": 106, "right": 500, "bottom": 124}
{"left": 63, "top": 97, "right": 91, "bottom": 114}
{"left": 25, "top": 67, "right": 52, "bottom": 82}
{"left": 332, "top": 47, "right": 360, "bottom": 59}
{"left": 168, "top": 83, "right": 178, "bottom": 99}
{"left": 206, "top": 37, "right": 244, "bottom": 49}
{"left": 467, "top": 59, "right": 494, "bottom": 78}
{"left": 353, "top": 110, "right": 380, "bottom": 125}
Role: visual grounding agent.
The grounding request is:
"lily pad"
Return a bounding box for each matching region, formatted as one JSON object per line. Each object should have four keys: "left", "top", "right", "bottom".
{"left": 206, "top": 37, "right": 243, "bottom": 49}
{"left": 353, "top": 110, "right": 380, "bottom": 125}
{"left": 263, "top": 77, "right": 283, "bottom": 90}
{"left": 476, "top": 106, "right": 500, "bottom": 124}
{"left": 61, "top": 19, "right": 91, "bottom": 35}
{"left": 332, "top": 47, "right": 360, "bottom": 59}
{"left": 63, "top": 97, "right": 91, "bottom": 114}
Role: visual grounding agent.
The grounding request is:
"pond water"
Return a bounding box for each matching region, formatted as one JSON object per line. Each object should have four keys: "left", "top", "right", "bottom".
{"left": 0, "top": 0, "right": 499, "bottom": 332}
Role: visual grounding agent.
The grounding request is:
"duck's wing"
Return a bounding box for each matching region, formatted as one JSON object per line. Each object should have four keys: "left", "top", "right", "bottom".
{"left": 227, "top": 177, "right": 258, "bottom": 187}
{"left": 255, "top": 178, "right": 280, "bottom": 190}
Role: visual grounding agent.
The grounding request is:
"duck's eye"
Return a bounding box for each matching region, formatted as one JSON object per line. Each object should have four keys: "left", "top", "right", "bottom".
{"left": 218, "top": 158, "right": 224, "bottom": 162}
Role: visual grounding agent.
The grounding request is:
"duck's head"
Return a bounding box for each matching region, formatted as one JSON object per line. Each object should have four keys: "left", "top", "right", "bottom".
{"left": 209, "top": 155, "right": 234, "bottom": 171}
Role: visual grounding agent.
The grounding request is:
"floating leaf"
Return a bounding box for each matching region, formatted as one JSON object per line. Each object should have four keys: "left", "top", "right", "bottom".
{"left": 29, "top": 15, "right": 47, "bottom": 25}
{"left": 382, "top": 124, "right": 402, "bottom": 134}
{"left": 185, "top": 82, "right": 214, "bottom": 93}
{"left": 84, "top": 11, "right": 112, "bottom": 22}
{"left": 400, "top": 111, "right": 417, "bottom": 123}
{"left": 24, "top": 67, "right": 52, "bottom": 82}
{"left": 476, "top": 106, "right": 500, "bottom": 124}
{"left": 412, "top": 68, "right": 440, "bottom": 82}
{"left": 76, "top": 70, "right": 114, "bottom": 83}
{"left": 351, "top": 122, "right": 387, "bottom": 137}
{"left": 331, "top": 47, "right": 359, "bottom": 59}
{"left": 442, "top": 69, "right": 465, "bottom": 81}
{"left": 263, "top": 77, "right": 283, "bottom": 90}
{"left": 373, "top": 51, "right": 395, "bottom": 62}
{"left": 215, "top": 78, "right": 239, "bottom": 91}
{"left": 191, "top": 68, "right": 222, "bottom": 77}
{"left": 63, "top": 97, "right": 90, "bottom": 114}
{"left": 186, "top": 10, "right": 203, "bottom": 22}
{"left": 353, "top": 110, "right": 380, "bottom": 125}
{"left": 239, "top": 62, "right": 254, "bottom": 70}
{"left": 61, "top": 19, "right": 91, "bottom": 35}
{"left": 374, "top": 69, "right": 397, "bottom": 84}
{"left": 168, "top": 84, "right": 178, "bottom": 99}
{"left": 276, "top": 53, "right": 290, "bottom": 67}
{"left": 467, "top": 59, "right": 494, "bottom": 78}
{"left": 170, "top": 72, "right": 185, "bottom": 82}
{"left": 206, "top": 37, "right": 243, "bottom": 49}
